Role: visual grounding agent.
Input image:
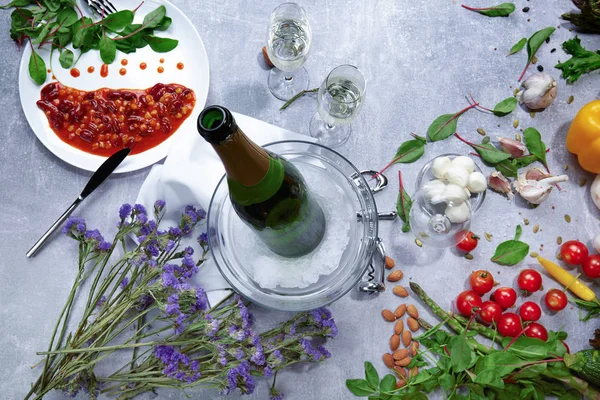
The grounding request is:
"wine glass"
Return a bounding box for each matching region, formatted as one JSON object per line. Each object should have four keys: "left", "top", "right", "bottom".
{"left": 266, "top": 3, "right": 312, "bottom": 101}
{"left": 309, "top": 65, "right": 366, "bottom": 148}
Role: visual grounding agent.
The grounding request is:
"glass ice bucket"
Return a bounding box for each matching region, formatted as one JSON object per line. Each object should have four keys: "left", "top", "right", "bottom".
{"left": 207, "top": 140, "right": 378, "bottom": 311}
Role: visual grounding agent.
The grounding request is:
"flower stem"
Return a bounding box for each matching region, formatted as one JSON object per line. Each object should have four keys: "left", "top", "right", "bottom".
{"left": 279, "top": 88, "right": 318, "bottom": 111}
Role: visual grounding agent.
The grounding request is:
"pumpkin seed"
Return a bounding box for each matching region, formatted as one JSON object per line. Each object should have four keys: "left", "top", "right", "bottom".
{"left": 567, "top": 95, "right": 574, "bottom": 104}
{"left": 556, "top": 236, "right": 562, "bottom": 245}
{"left": 484, "top": 232, "right": 493, "bottom": 242}
{"left": 565, "top": 214, "right": 571, "bottom": 223}
{"left": 477, "top": 128, "right": 486, "bottom": 136}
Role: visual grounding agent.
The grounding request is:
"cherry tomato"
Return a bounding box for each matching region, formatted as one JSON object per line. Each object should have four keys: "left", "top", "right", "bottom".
{"left": 517, "top": 269, "right": 543, "bottom": 295}
{"left": 497, "top": 313, "right": 523, "bottom": 337}
{"left": 492, "top": 287, "right": 517, "bottom": 310}
{"left": 545, "top": 289, "right": 568, "bottom": 311}
{"left": 469, "top": 270, "right": 494, "bottom": 295}
{"left": 582, "top": 254, "right": 600, "bottom": 279}
{"left": 456, "top": 290, "right": 483, "bottom": 316}
{"left": 560, "top": 240, "right": 589, "bottom": 265}
{"left": 525, "top": 322, "right": 548, "bottom": 341}
{"left": 519, "top": 301, "right": 542, "bottom": 321}
{"left": 456, "top": 231, "right": 479, "bottom": 253}
{"left": 478, "top": 301, "right": 502, "bottom": 324}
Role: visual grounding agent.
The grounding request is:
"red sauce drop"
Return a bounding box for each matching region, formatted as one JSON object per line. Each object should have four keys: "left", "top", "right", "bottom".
{"left": 52, "top": 75, "right": 56, "bottom": 80}
{"left": 159, "top": 58, "right": 165, "bottom": 63}
{"left": 70, "top": 68, "right": 80, "bottom": 78}
{"left": 140, "top": 62, "right": 147, "bottom": 70}
{"left": 36, "top": 82, "right": 196, "bottom": 157}
{"left": 157, "top": 66, "right": 164, "bottom": 74}
{"left": 87, "top": 66, "right": 95, "bottom": 73}
{"left": 47, "top": 69, "right": 51, "bottom": 73}
{"left": 176, "top": 62, "right": 184, "bottom": 70}
{"left": 100, "top": 64, "right": 109, "bottom": 78}
{"left": 121, "top": 59, "right": 128, "bottom": 66}
{"left": 119, "top": 68, "right": 127, "bottom": 76}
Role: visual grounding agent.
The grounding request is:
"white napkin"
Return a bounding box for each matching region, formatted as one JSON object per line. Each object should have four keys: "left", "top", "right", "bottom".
{"left": 135, "top": 112, "right": 309, "bottom": 305}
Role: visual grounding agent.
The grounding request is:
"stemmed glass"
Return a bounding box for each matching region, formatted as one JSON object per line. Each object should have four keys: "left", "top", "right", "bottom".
{"left": 309, "top": 65, "right": 366, "bottom": 148}
{"left": 266, "top": 3, "right": 312, "bottom": 101}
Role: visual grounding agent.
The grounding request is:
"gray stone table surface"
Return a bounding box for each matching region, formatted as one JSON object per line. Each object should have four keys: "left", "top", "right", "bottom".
{"left": 1, "top": 0, "right": 600, "bottom": 399}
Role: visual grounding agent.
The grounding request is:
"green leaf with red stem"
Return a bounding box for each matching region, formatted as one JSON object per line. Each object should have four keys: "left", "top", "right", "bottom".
{"left": 495, "top": 159, "right": 518, "bottom": 178}
{"left": 28, "top": 45, "right": 47, "bottom": 85}
{"left": 99, "top": 30, "right": 116, "bottom": 64}
{"left": 519, "top": 27, "right": 555, "bottom": 81}
{"left": 99, "top": 10, "right": 133, "bottom": 32}
{"left": 396, "top": 171, "right": 412, "bottom": 233}
{"left": 493, "top": 97, "right": 518, "bottom": 117}
{"left": 523, "top": 127, "right": 548, "bottom": 171}
{"left": 455, "top": 133, "right": 511, "bottom": 164}
{"left": 507, "top": 37, "right": 526, "bottom": 56}
{"left": 462, "top": 3, "right": 516, "bottom": 17}
{"left": 427, "top": 102, "right": 479, "bottom": 142}
{"left": 141, "top": 5, "right": 166, "bottom": 30}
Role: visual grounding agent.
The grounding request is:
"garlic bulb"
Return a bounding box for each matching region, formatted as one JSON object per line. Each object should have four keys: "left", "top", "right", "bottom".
{"left": 488, "top": 171, "right": 512, "bottom": 195}
{"left": 445, "top": 166, "right": 470, "bottom": 188}
{"left": 451, "top": 156, "right": 475, "bottom": 173}
{"left": 591, "top": 175, "right": 600, "bottom": 211}
{"left": 445, "top": 202, "right": 470, "bottom": 224}
{"left": 517, "top": 73, "right": 558, "bottom": 111}
{"left": 467, "top": 172, "right": 487, "bottom": 193}
{"left": 514, "top": 171, "right": 569, "bottom": 205}
{"left": 432, "top": 156, "right": 452, "bottom": 179}
{"left": 498, "top": 137, "right": 527, "bottom": 158}
{"left": 422, "top": 179, "right": 446, "bottom": 201}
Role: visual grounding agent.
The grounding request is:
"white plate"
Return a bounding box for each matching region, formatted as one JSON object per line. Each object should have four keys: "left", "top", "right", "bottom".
{"left": 18, "top": 0, "right": 209, "bottom": 173}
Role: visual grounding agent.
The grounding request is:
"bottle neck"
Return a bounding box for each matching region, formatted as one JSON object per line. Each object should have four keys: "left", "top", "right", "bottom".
{"left": 212, "top": 128, "right": 271, "bottom": 186}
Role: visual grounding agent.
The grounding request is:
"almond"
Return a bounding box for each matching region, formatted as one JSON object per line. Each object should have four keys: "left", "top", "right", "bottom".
{"left": 385, "top": 256, "right": 395, "bottom": 269}
{"left": 407, "top": 304, "right": 419, "bottom": 318}
{"left": 394, "top": 366, "right": 407, "bottom": 378}
{"left": 409, "top": 341, "right": 420, "bottom": 357}
{"left": 402, "top": 330, "right": 412, "bottom": 347}
{"left": 382, "top": 309, "right": 396, "bottom": 322}
{"left": 395, "top": 356, "right": 412, "bottom": 367}
{"left": 383, "top": 353, "right": 394, "bottom": 369}
{"left": 407, "top": 317, "right": 419, "bottom": 332}
{"left": 393, "top": 349, "right": 408, "bottom": 360}
{"left": 261, "top": 46, "right": 274, "bottom": 67}
{"left": 387, "top": 270, "right": 404, "bottom": 282}
{"left": 394, "top": 319, "right": 404, "bottom": 335}
{"left": 392, "top": 286, "right": 409, "bottom": 297}
{"left": 409, "top": 366, "right": 419, "bottom": 378}
{"left": 394, "top": 304, "right": 407, "bottom": 318}
{"left": 390, "top": 334, "right": 400, "bottom": 351}
{"left": 395, "top": 379, "right": 407, "bottom": 389}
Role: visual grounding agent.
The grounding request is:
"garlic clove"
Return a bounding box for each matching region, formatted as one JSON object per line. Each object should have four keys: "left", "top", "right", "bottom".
{"left": 514, "top": 172, "right": 569, "bottom": 204}
{"left": 431, "top": 157, "right": 452, "bottom": 179}
{"left": 445, "top": 166, "right": 470, "bottom": 188}
{"left": 467, "top": 171, "right": 487, "bottom": 193}
{"left": 590, "top": 174, "right": 600, "bottom": 211}
{"left": 445, "top": 202, "right": 470, "bottom": 224}
{"left": 498, "top": 137, "right": 527, "bottom": 158}
{"left": 451, "top": 156, "right": 475, "bottom": 174}
{"left": 524, "top": 167, "right": 551, "bottom": 181}
{"left": 517, "top": 73, "right": 558, "bottom": 111}
{"left": 488, "top": 171, "right": 512, "bottom": 195}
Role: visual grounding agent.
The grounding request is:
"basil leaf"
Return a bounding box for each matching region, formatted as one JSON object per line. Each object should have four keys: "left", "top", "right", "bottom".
{"left": 463, "top": 2, "right": 515, "bottom": 17}
{"left": 364, "top": 362, "right": 379, "bottom": 390}
{"left": 491, "top": 240, "right": 529, "bottom": 265}
{"left": 449, "top": 334, "right": 476, "bottom": 372}
{"left": 396, "top": 172, "right": 412, "bottom": 233}
{"left": 57, "top": 7, "right": 78, "bottom": 27}
{"left": 507, "top": 37, "right": 526, "bottom": 56}
{"left": 493, "top": 97, "right": 518, "bottom": 117}
{"left": 527, "top": 27, "right": 555, "bottom": 65}
{"left": 346, "top": 379, "right": 374, "bottom": 397}
{"left": 155, "top": 16, "right": 172, "bottom": 31}
{"left": 495, "top": 159, "right": 518, "bottom": 178}
{"left": 28, "top": 49, "right": 47, "bottom": 85}
{"left": 99, "top": 32, "right": 116, "bottom": 64}
{"left": 100, "top": 10, "right": 134, "bottom": 32}
{"left": 143, "top": 35, "right": 178, "bottom": 53}
{"left": 391, "top": 139, "right": 426, "bottom": 164}
{"left": 427, "top": 113, "right": 459, "bottom": 142}
{"left": 379, "top": 374, "right": 396, "bottom": 393}
{"left": 59, "top": 48, "right": 74, "bottom": 68}
{"left": 523, "top": 127, "right": 548, "bottom": 168}
{"left": 142, "top": 5, "right": 167, "bottom": 30}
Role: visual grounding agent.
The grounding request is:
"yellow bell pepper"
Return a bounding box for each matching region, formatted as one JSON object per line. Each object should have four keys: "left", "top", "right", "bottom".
{"left": 537, "top": 256, "right": 597, "bottom": 302}
{"left": 566, "top": 100, "right": 600, "bottom": 174}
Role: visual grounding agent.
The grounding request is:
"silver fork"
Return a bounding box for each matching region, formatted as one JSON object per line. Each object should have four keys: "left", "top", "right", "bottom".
{"left": 86, "top": 0, "right": 117, "bottom": 17}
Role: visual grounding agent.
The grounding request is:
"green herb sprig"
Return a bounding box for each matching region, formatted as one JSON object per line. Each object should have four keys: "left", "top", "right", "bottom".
{"left": 518, "top": 27, "right": 555, "bottom": 81}
{"left": 507, "top": 37, "right": 526, "bottom": 56}
{"left": 556, "top": 36, "right": 600, "bottom": 84}
{"left": 461, "top": 2, "right": 516, "bottom": 17}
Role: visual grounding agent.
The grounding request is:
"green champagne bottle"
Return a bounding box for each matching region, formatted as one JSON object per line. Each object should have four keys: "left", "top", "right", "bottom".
{"left": 197, "top": 105, "right": 326, "bottom": 257}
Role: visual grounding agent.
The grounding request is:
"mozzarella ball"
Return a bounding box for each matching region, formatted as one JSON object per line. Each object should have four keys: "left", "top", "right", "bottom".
{"left": 451, "top": 156, "right": 475, "bottom": 173}
{"left": 422, "top": 179, "right": 446, "bottom": 201}
{"left": 442, "top": 183, "right": 469, "bottom": 204}
{"left": 431, "top": 157, "right": 452, "bottom": 179}
{"left": 445, "top": 202, "right": 470, "bottom": 224}
{"left": 444, "top": 166, "right": 470, "bottom": 188}
{"left": 467, "top": 171, "right": 487, "bottom": 193}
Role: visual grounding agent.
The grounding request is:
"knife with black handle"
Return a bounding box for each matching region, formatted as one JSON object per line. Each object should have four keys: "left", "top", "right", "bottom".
{"left": 26, "top": 148, "right": 131, "bottom": 258}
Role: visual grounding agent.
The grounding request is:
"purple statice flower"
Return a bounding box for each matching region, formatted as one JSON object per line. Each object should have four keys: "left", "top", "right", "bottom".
{"left": 147, "top": 259, "right": 157, "bottom": 269}
{"left": 154, "top": 200, "right": 166, "bottom": 215}
{"left": 168, "top": 227, "right": 182, "bottom": 239}
{"left": 237, "top": 299, "right": 252, "bottom": 330}
{"left": 138, "top": 220, "right": 157, "bottom": 237}
{"left": 84, "top": 229, "right": 112, "bottom": 252}
{"left": 263, "top": 366, "right": 273, "bottom": 377}
{"left": 136, "top": 212, "right": 148, "bottom": 224}
{"left": 271, "top": 350, "right": 284, "bottom": 365}
{"left": 144, "top": 241, "right": 160, "bottom": 257}
{"left": 206, "top": 318, "right": 220, "bottom": 338}
{"left": 316, "top": 345, "right": 331, "bottom": 359}
{"left": 228, "top": 325, "right": 250, "bottom": 342}
{"left": 174, "top": 313, "right": 187, "bottom": 335}
{"left": 191, "top": 286, "right": 208, "bottom": 312}
{"left": 322, "top": 318, "right": 338, "bottom": 338}
{"left": 96, "top": 240, "right": 112, "bottom": 252}
{"left": 96, "top": 295, "right": 107, "bottom": 308}
{"left": 234, "top": 347, "right": 244, "bottom": 360}
{"left": 226, "top": 361, "right": 255, "bottom": 394}
{"left": 197, "top": 232, "right": 209, "bottom": 247}
{"left": 184, "top": 246, "right": 194, "bottom": 256}
{"left": 165, "top": 294, "right": 180, "bottom": 316}
{"left": 136, "top": 294, "right": 154, "bottom": 311}
{"left": 269, "top": 391, "right": 284, "bottom": 400}
{"left": 119, "top": 277, "right": 129, "bottom": 290}
{"left": 119, "top": 203, "right": 132, "bottom": 220}
{"left": 133, "top": 253, "right": 148, "bottom": 267}
{"left": 300, "top": 338, "right": 323, "bottom": 361}
{"left": 218, "top": 344, "right": 228, "bottom": 366}
{"left": 132, "top": 203, "right": 147, "bottom": 217}
{"left": 250, "top": 333, "right": 265, "bottom": 366}
{"left": 289, "top": 323, "right": 296, "bottom": 336}
{"left": 190, "top": 360, "right": 200, "bottom": 372}
{"left": 197, "top": 208, "right": 207, "bottom": 220}
{"left": 311, "top": 307, "right": 337, "bottom": 338}
{"left": 165, "top": 240, "right": 175, "bottom": 253}
{"left": 154, "top": 345, "right": 200, "bottom": 383}
{"left": 62, "top": 217, "right": 86, "bottom": 235}
{"left": 184, "top": 205, "right": 199, "bottom": 223}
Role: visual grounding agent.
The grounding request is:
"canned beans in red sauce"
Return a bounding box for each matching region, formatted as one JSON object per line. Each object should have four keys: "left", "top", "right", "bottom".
{"left": 37, "top": 82, "right": 196, "bottom": 156}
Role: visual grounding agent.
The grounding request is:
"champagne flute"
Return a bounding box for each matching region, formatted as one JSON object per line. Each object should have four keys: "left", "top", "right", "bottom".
{"left": 309, "top": 65, "right": 366, "bottom": 148}
{"left": 266, "top": 3, "right": 312, "bottom": 101}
